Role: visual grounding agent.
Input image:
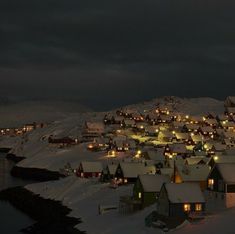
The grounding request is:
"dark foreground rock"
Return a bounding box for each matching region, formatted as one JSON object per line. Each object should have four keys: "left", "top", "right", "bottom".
{"left": 6, "top": 153, "right": 25, "bottom": 162}
{"left": 0, "top": 148, "right": 11, "bottom": 153}
{"left": 0, "top": 186, "right": 84, "bottom": 234}
{"left": 11, "top": 166, "right": 66, "bottom": 182}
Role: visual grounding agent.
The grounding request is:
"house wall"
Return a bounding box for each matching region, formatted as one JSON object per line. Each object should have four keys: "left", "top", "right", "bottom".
{"left": 207, "top": 167, "right": 225, "bottom": 192}
{"left": 205, "top": 190, "right": 235, "bottom": 211}
{"left": 169, "top": 203, "right": 205, "bottom": 217}
{"left": 157, "top": 187, "right": 169, "bottom": 216}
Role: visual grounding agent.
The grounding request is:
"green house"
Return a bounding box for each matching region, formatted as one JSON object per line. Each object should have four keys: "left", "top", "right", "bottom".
{"left": 133, "top": 174, "right": 170, "bottom": 208}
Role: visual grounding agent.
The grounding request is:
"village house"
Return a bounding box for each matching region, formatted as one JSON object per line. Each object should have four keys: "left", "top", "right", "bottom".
{"left": 114, "top": 162, "right": 156, "bottom": 184}
{"left": 82, "top": 122, "right": 105, "bottom": 140}
{"left": 145, "top": 126, "right": 159, "bottom": 137}
{"left": 174, "top": 164, "right": 210, "bottom": 190}
{"left": 157, "top": 115, "right": 172, "bottom": 124}
{"left": 183, "top": 124, "right": 200, "bottom": 133}
{"left": 157, "top": 183, "right": 206, "bottom": 217}
{"left": 185, "top": 156, "right": 208, "bottom": 166}
{"left": 164, "top": 143, "right": 190, "bottom": 158}
{"left": 48, "top": 136, "right": 78, "bottom": 146}
{"left": 225, "top": 96, "right": 235, "bottom": 108}
{"left": 204, "top": 118, "right": 218, "bottom": 128}
{"left": 199, "top": 126, "right": 215, "bottom": 137}
{"left": 145, "top": 149, "right": 165, "bottom": 167}
{"left": 133, "top": 174, "right": 170, "bottom": 208}
{"left": 189, "top": 116, "right": 203, "bottom": 124}
{"left": 226, "top": 107, "right": 235, "bottom": 116}
{"left": 158, "top": 130, "right": 174, "bottom": 142}
{"left": 208, "top": 155, "right": 235, "bottom": 169}
{"left": 121, "top": 119, "right": 136, "bottom": 128}
{"left": 190, "top": 134, "right": 203, "bottom": 145}
{"left": 174, "top": 132, "right": 190, "bottom": 143}
{"left": 101, "top": 164, "right": 118, "bottom": 182}
{"left": 76, "top": 161, "right": 103, "bottom": 178}
{"left": 220, "top": 120, "right": 235, "bottom": 131}
{"left": 207, "top": 163, "right": 235, "bottom": 209}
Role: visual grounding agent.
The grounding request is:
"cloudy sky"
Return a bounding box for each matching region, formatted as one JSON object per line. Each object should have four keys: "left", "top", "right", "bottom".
{"left": 1, "top": 0, "right": 235, "bottom": 110}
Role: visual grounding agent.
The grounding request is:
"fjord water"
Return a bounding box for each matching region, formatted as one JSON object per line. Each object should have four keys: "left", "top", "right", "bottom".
{"left": 0, "top": 152, "right": 34, "bottom": 233}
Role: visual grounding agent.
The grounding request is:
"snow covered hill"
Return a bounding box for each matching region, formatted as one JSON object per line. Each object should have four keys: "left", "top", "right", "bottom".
{"left": 0, "top": 100, "right": 91, "bottom": 127}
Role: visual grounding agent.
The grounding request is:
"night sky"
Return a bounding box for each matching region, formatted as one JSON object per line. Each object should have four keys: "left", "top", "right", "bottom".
{"left": 1, "top": 0, "right": 235, "bottom": 110}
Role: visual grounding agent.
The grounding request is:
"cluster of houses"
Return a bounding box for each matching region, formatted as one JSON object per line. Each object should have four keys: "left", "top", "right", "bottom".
{"left": 70, "top": 96, "right": 235, "bottom": 228}
{"left": 0, "top": 122, "right": 46, "bottom": 136}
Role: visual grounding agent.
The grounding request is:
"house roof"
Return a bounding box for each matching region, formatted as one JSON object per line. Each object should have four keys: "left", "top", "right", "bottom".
{"left": 159, "top": 168, "right": 174, "bottom": 177}
{"left": 119, "top": 163, "right": 156, "bottom": 178}
{"left": 212, "top": 155, "right": 235, "bottom": 164}
{"left": 81, "top": 161, "right": 103, "bottom": 172}
{"left": 175, "top": 132, "right": 190, "bottom": 140}
{"left": 124, "top": 119, "right": 136, "bottom": 125}
{"left": 86, "top": 122, "right": 104, "bottom": 130}
{"left": 185, "top": 157, "right": 208, "bottom": 165}
{"left": 107, "top": 164, "right": 118, "bottom": 175}
{"left": 147, "top": 150, "right": 165, "bottom": 162}
{"left": 169, "top": 143, "right": 188, "bottom": 154}
{"left": 176, "top": 164, "right": 210, "bottom": 181}
{"left": 200, "top": 126, "right": 214, "bottom": 132}
{"left": 191, "top": 134, "right": 203, "bottom": 142}
{"left": 158, "top": 130, "right": 174, "bottom": 138}
{"left": 139, "top": 174, "right": 170, "bottom": 192}
{"left": 216, "top": 163, "right": 235, "bottom": 183}
{"left": 165, "top": 183, "right": 205, "bottom": 203}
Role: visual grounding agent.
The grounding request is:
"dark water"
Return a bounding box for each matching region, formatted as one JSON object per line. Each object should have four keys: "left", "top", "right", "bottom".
{"left": 0, "top": 152, "right": 34, "bottom": 233}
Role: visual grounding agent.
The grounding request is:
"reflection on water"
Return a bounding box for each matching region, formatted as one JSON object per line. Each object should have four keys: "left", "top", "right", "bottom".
{"left": 0, "top": 152, "right": 34, "bottom": 233}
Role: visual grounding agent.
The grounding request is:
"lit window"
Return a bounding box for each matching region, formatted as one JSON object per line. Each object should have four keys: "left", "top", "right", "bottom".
{"left": 184, "top": 204, "right": 191, "bottom": 212}
{"left": 195, "top": 204, "right": 202, "bottom": 211}
{"left": 208, "top": 179, "right": 214, "bottom": 189}
{"left": 124, "top": 179, "right": 128, "bottom": 183}
{"left": 138, "top": 192, "right": 142, "bottom": 199}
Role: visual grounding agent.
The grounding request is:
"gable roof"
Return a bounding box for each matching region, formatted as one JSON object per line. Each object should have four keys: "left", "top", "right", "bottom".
{"left": 139, "top": 174, "right": 170, "bottom": 192}
{"left": 81, "top": 161, "right": 103, "bottom": 172}
{"left": 119, "top": 163, "right": 156, "bottom": 178}
{"left": 176, "top": 164, "right": 210, "bottom": 181}
{"left": 107, "top": 164, "right": 118, "bottom": 175}
{"left": 216, "top": 163, "right": 235, "bottom": 183}
{"left": 164, "top": 183, "right": 205, "bottom": 203}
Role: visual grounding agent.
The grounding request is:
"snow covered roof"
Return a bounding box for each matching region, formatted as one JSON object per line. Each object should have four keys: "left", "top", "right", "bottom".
{"left": 139, "top": 174, "right": 170, "bottom": 192}
{"left": 107, "top": 164, "right": 118, "bottom": 175}
{"left": 174, "top": 132, "right": 189, "bottom": 140}
{"left": 119, "top": 163, "right": 156, "bottom": 178}
{"left": 158, "top": 130, "right": 174, "bottom": 138}
{"left": 200, "top": 126, "right": 214, "bottom": 132}
{"left": 176, "top": 164, "right": 210, "bottom": 181}
{"left": 185, "top": 157, "right": 208, "bottom": 165}
{"left": 216, "top": 164, "right": 235, "bottom": 183}
{"left": 147, "top": 150, "right": 165, "bottom": 162}
{"left": 124, "top": 119, "right": 136, "bottom": 125}
{"left": 164, "top": 183, "right": 205, "bottom": 203}
{"left": 185, "top": 124, "right": 200, "bottom": 130}
{"left": 191, "top": 134, "right": 203, "bottom": 142}
{"left": 81, "top": 161, "right": 103, "bottom": 172}
{"left": 212, "top": 155, "right": 235, "bottom": 164}
{"left": 160, "top": 168, "right": 174, "bottom": 177}
{"left": 205, "top": 119, "right": 218, "bottom": 125}
{"left": 169, "top": 143, "right": 188, "bottom": 154}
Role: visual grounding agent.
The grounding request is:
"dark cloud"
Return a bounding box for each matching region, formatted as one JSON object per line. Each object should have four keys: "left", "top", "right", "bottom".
{"left": 0, "top": 0, "right": 235, "bottom": 110}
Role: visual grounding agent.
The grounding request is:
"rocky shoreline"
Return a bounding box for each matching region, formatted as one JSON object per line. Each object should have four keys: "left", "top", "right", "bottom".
{"left": 0, "top": 186, "right": 84, "bottom": 234}
{"left": 6, "top": 153, "right": 66, "bottom": 181}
